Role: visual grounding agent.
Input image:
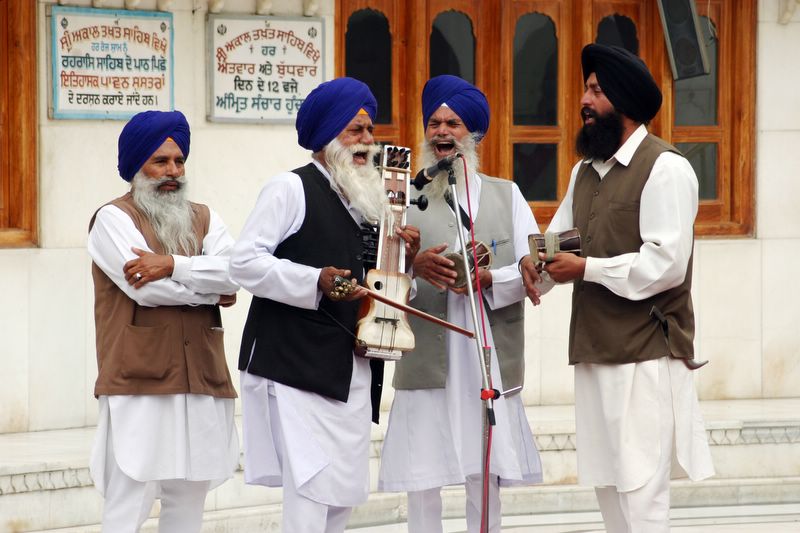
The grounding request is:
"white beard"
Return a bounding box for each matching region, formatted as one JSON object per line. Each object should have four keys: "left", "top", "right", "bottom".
{"left": 418, "top": 133, "right": 481, "bottom": 201}
{"left": 323, "top": 138, "right": 386, "bottom": 223}
{"left": 131, "top": 172, "right": 199, "bottom": 256}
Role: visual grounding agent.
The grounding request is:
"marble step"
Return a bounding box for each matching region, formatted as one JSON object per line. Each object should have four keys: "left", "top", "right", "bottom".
{"left": 3, "top": 399, "right": 800, "bottom": 532}
{"left": 26, "top": 478, "right": 800, "bottom": 532}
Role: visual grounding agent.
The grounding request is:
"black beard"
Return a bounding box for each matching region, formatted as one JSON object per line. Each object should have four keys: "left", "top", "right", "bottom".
{"left": 575, "top": 109, "right": 624, "bottom": 161}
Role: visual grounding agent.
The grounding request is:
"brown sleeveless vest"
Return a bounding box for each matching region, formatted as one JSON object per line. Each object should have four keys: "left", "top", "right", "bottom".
{"left": 89, "top": 192, "right": 236, "bottom": 398}
{"left": 569, "top": 135, "right": 696, "bottom": 365}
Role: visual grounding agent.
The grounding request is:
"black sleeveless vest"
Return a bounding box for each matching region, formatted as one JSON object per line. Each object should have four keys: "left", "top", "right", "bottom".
{"left": 238, "top": 163, "right": 383, "bottom": 420}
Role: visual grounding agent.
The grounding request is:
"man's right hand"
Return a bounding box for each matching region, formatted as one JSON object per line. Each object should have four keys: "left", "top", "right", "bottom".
{"left": 124, "top": 247, "right": 174, "bottom": 288}
{"left": 519, "top": 255, "right": 542, "bottom": 306}
{"left": 413, "top": 243, "right": 458, "bottom": 290}
{"left": 318, "top": 267, "right": 367, "bottom": 301}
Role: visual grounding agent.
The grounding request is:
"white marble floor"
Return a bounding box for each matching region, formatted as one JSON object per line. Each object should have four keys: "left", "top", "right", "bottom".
{"left": 349, "top": 503, "right": 800, "bottom": 532}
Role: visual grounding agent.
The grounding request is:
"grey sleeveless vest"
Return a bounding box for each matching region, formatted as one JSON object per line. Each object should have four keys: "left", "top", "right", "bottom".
{"left": 393, "top": 175, "right": 526, "bottom": 390}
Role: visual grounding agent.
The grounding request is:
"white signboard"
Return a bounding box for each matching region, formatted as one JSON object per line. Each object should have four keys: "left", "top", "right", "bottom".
{"left": 208, "top": 14, "right": 325, "bottom": 123}
{"left": 50, "top": 6, "right": 174, "bottom": 120}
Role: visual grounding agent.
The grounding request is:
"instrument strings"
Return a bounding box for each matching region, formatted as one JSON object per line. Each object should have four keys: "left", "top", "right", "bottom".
{"left": 379, "top": 203, "right": 404, "bottom": 350}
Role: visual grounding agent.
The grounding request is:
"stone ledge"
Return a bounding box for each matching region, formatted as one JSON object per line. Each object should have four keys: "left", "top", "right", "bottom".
{"left": 27, "top": 477, "right": 800, "bottom": 532}
{"left": 8, "top": 419, "right": 793, "bottom": 496}
{"left": 706, "top": 422, "right": 800, "bottom": 446}
{"left": 4, "top": 398, "right": 800, "bottom": 496}
{"left": 0, "top": 468, "right": 94, "bottom": 496}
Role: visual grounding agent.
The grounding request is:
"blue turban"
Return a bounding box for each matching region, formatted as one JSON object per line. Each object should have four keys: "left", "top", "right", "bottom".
{"left": 117, "top": 110, "right": 191, "bottom": 182}
{"left": 422, "top": 75, "right": 490, "bottom": 139}
{"left": 296, "top": 77, "right": 377, "bottom": 153}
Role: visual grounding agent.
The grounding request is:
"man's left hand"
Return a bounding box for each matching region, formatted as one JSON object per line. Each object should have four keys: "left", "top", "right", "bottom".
{"left": 451, "top": 267, "right": 492, "bottom": 295}
{"left": 397, "top": 224, "right": 421, "bottom": 268}
{"left": 124, "top": 247, "right": 175, "bottom": 288}
{"left": 519, "top": 255, "right": 542, "bottom": 305}
{"left": 542, "top": 252, "right": 586, "bottom": 283}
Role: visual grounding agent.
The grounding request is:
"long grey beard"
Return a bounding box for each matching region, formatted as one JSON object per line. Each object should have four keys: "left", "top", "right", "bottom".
{"left": 131, "top": 172, "right": 199, "bottom": 256}
{"left": 324, "top": 138, "right": 386, "bottom": 223}
{"left": 418, "top": 133, "right": 481, "bottom": 201}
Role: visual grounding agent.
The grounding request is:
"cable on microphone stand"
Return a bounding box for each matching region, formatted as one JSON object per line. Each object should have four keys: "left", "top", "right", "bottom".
{"left": 447, "top": 156, "right": 495, "bottom": 533}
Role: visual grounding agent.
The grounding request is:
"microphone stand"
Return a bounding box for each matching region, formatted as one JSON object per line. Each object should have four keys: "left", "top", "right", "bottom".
{"left": 445, "top": 165, "right": 496, "bottom": 532}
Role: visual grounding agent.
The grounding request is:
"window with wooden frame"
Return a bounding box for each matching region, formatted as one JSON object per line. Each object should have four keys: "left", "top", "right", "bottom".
{"left": 0, "top": 0, "right": 37, "bottom": 247}
{"left": 336, "top": 0, "right": 755, "bottom": 237}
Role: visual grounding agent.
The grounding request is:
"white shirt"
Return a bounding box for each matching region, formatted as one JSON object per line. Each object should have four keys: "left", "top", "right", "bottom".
{"left": 548, "top": 124, "right": 698, "bottom": 299}
{"left": 89, "top": 204, "right": 240, "bottom": 306}
{"left": 545, "top": 125, "right": 713, "bottom": 489}
{"left": 87, "top": 201, "right": 240, "bottom": 491}
{"left": 229, "top": 160, "right": 339, "bottom": 309}
{"left": 379, "top": 173, "right": 543, "bottom": 491}
{"left": 230, "top": 160, "right": 374, "bottom": 506}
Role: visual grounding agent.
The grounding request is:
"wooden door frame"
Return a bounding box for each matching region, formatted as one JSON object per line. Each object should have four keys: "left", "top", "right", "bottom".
{"left": 0, "top": 0, "right": 37, "bottom": 247}
{"left": 335, "top": 0, "right": 755, "bottom": 236}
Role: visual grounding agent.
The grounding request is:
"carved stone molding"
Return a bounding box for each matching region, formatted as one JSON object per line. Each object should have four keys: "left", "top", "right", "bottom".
{"left": 0, "top": 468, "right": 93, "bottom": 495}
{"left": 535, "top": 433, "right": 577, "bottom": 452}
{"left": 708, "top": 423, "right": 800, "bottom": 446}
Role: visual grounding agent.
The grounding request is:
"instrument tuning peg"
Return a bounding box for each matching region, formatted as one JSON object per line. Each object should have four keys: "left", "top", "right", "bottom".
{"left": 411, "top": 194, "right": 428, "bottom": 211}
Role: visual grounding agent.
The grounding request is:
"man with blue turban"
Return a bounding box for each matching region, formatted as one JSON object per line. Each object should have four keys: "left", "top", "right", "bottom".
{"left": 87, "top": 110, "right": 240, "bottom": 532}
{"left": 378, "top": 75, "right": 543, "bottom": 533}
{"left": 522, "top": 44, "right": 714, "bottom": 532}
{"left": 231, "top": 77, "right": 419, "bottom": 532}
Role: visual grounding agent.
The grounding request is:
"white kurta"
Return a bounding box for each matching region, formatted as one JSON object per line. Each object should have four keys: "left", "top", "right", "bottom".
{"left": 87, "top": 204, "right": 241, "bottom": 494}
{"left": 229, "top": 160, "right": 373, "bottom": 507}
{"left": 547, "top": 125, "right": 715, "bottom": 491}
{"left": 379, "top": 175, "right": 543, "bottom": 492}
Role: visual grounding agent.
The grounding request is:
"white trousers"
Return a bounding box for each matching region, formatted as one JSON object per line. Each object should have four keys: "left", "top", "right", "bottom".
{"left": 593, "top": 357, "right": 675, "bottom": 533}
{"left": 101, "top": 454, "right": 210, "bottom": 533}
{"left": 272, "top": 391, "right": 354, "bottom": 533}
{"left": 407, "top": 474, "right": 501, "bottom": 533}
{"left": 281, "top": 456, "right": 353, "bottom": 533}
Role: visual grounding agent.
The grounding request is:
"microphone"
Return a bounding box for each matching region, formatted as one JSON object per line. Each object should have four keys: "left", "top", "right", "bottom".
{"left": 412, "top": 153, "right": 462, "bottom": 190}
